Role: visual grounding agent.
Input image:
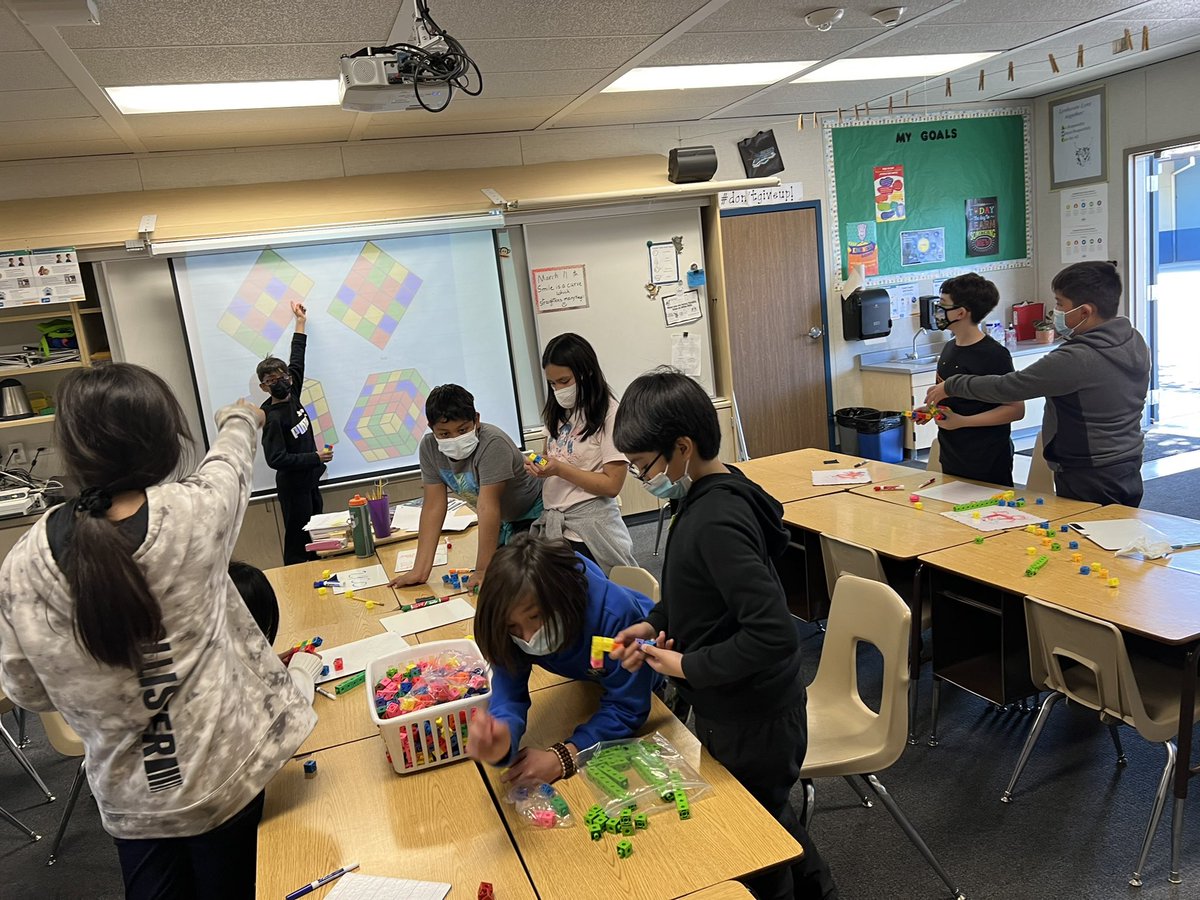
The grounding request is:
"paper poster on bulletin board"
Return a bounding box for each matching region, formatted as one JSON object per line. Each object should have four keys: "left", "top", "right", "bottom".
{"left": 826, "top": 110, "right": 1031, "bottom": 287}
{"left": 0, "top": 246, "right": 84, "bottom": 306}
{"left": 531, "top": 264, "right": 588, "bottom": 313}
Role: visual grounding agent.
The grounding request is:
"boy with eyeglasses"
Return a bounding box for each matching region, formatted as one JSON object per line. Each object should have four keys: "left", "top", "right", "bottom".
{"left": 918, "top": 272, "right": 1023, "bottom": 486}
{"left": 257, "top": 301, "right": 333, "bottom": 565}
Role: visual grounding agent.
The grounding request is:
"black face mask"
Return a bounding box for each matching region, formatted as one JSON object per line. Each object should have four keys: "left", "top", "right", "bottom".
{"left": 268, "top": 379, "right": 291, "bottom": 400}
{"left": 933, "top": 304, "right": 963, "bottom": 330}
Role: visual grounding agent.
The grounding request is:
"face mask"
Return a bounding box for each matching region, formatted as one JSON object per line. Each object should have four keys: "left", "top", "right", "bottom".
{"left": 933, "top": 305, "right": 962, "bottom": 331}
{"left": 643, "top": 456, "right": 692, "bottom": 500}
{"left": 553, "top": 384, "right": 578, "bottom": 409}
{"left": 512, "top": 623, "right": 558, "bottom": 656}
{"left": 267, "top": 379, "right": 291, "bottom": 400}
{"left": 437, "top": 429, "right": 479, "bottom": 460}
{"left": 1052, "top": 306, "right": 1087, "bottom": 338}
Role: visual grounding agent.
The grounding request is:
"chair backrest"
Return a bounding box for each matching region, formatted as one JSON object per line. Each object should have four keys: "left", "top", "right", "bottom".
{"left": 1024, "top": 596, "right": 1177, "bottom": 742}
{"left": 1024, "top": 431, "right": 1055, "bottom": 494}
{"left": 819, "top": 533, "right": 888, "bottom": 600}
{"left": 808, "top": 575, "right": 912, "bottom": 768}
{"left": 609, "top": 566, "right": 661, "bottom": 603}
{"left": 0, "top": 685, "right": 12, "bottom": 716}
{"left": 38, "top": 712, "right": 85, "bottom": 758}
{"left": 926, "top": 437, "right": 942, "bottom": 473}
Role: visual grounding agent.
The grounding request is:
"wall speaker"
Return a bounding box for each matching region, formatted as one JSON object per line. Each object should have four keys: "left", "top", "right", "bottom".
{"left": 668, "top": 146, "right": 718, "bottom": 184}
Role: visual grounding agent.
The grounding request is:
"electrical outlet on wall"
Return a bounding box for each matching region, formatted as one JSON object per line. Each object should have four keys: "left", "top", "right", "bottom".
{"left": 4, "top": 443, "right": 27, "bottom": 467}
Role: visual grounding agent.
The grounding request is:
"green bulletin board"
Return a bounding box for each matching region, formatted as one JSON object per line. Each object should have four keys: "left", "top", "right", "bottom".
{"left": 826, "top": 110, "right": 1031, "bottom": 287}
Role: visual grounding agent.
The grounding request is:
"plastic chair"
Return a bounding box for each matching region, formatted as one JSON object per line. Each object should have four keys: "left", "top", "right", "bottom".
{"left": 38, "top": 713, "right": 86, "bottom": 866}
{"left": 927, "top": 438, "right": 942, "bottom": 473}
{"left": 1023, "top": 431, "right": 1055, "bottom": 495}
{"left": 801, "top": 575, "right": 965, "bottom": 899}
{"left": 608, "top": 566, "right": 661, "bottom": 603}
{"left": 0, "top": 687, "right": 54, "bottom": 804}
{"left": 1002, "top": 596, "right": 1200, "bottom": 887}
{"left": 819, "top": 534, "right": 929, "bottom": 631}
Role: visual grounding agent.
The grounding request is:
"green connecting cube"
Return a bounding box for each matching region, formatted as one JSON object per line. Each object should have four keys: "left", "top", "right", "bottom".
{"left": 616, "top": 839, "right": 633, "bottom": 859}
{"left": 589, "top": 823, "right": 603, "bottom": 841}
{"left": 634, "top": 813, "right": 648, "bottom": 830}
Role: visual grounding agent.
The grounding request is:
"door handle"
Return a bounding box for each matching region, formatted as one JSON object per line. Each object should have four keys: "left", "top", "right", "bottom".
{"left": 807, "top": 326, "right": 824, "bottom": 340}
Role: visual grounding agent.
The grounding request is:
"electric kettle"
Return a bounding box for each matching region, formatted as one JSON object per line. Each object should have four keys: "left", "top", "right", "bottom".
{"left": 0, "top": 378, "right": 33, "bottom": 420}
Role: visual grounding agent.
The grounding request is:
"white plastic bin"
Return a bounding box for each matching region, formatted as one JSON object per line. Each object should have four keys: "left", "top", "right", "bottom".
{"left": 366, "top": 638, "right": 491, "bottom": 775}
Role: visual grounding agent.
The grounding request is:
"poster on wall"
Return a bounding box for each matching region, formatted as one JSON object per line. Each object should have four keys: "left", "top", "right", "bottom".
{"left": 1049, "top": 87, "right": 1106, "bottom": 190}
{"left": 900, "top": 228, "right": 946, "bottom": 266}
{"left": 965, "top": 197, "right": 999, "bottom": 257}
{"left": 1061, "top": 183, "right": 1109, "bottom": 263}
{"left": 531, "top": 264, "right": 589, "bottom": 313}
{"left": 873, "top": 165, "right": 906, "bottom": 222}
{"left": 844, "top": 221, "right": 879, "bottom": 276}
{"left": 0, "top": 246, "right": 84, "bottom": 306}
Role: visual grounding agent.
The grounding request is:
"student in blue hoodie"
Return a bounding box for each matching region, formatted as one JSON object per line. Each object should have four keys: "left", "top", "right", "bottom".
{"left": 466, "top": 533, "right": 657, "bottom": 785}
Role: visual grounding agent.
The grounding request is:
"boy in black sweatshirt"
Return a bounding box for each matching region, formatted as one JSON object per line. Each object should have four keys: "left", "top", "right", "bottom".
{"left": 612, "top": 369, "right": 837, "bottom": 900}
{"left": 257, "top": 301, "right": 333, "bottom": 564}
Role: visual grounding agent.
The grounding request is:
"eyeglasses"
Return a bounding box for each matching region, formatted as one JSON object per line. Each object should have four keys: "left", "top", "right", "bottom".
{"left": 262, "top": 374, "right": 290, "bottom": 386}
{"left": 628, "top": 453, "right": 663, "bottom": 483}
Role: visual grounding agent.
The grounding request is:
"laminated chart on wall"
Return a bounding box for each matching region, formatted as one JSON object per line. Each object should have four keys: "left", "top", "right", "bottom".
{"left": 173, "top": 229, "right": 521, "bottom": 494}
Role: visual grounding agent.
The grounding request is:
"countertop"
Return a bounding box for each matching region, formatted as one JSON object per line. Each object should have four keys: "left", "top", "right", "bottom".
{"left": 859, "top": 338, "right": 1061, "bottom": 374}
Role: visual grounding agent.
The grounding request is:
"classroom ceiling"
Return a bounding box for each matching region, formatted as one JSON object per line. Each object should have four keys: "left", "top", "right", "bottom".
{"left": 2, "top": 0, "right": 1200, "bottom": 162}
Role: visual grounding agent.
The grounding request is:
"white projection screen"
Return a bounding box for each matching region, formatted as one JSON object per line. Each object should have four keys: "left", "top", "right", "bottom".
{"left": 172, "top": 229, "right": 522, "bottom": 495}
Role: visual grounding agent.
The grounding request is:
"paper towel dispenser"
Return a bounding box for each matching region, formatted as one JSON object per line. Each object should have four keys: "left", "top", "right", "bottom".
{"left": 842, "top": 288, "right": 892, "bottom": 341}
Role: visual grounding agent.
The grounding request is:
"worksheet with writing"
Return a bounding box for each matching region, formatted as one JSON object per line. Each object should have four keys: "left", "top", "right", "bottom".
{"left": 325, "top": 872, "right": 451, "bottom": 900}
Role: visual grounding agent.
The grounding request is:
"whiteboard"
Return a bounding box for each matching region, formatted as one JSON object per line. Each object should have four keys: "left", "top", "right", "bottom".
{"left": 523, "top": 208, "right": 715, "bottom": 397}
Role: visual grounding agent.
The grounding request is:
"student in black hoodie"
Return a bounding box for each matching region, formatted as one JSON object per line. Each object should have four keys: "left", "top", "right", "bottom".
{"left": 257, "top": 301, "right": 334, "bottom": 564}
{"left": 611, "top": 369, "right": 837, "bottom": 900}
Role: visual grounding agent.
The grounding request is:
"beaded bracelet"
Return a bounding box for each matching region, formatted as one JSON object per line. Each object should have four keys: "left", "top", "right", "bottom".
{"left": 549, "top": 741, "right": 575, "bottom": 779}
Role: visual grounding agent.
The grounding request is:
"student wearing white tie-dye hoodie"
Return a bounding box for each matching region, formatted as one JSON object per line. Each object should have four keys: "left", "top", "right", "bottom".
{"left": 0, "top": 364, "right": 315, "bottom": 899}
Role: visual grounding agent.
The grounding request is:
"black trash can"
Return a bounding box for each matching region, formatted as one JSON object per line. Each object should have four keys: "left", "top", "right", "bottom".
{"left": 834, "top": 407, "right": 877, "bottom": 456}
{"left": 856, "top": 410, "right": 904, "bottom": 463}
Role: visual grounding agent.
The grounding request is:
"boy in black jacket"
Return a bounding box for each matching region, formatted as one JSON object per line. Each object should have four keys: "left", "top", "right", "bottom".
{"left": 612, "top": 369, "right": 837, "bottom": 900}
{"left": 257, "top": 301, "right": 333, "bottom": 564}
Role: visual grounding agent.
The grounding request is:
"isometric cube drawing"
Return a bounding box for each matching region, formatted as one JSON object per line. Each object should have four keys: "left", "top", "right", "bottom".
{"left": 345, "top": 369, "right": 430, "bottom": 461}
{"left": 217, "top": 249, "right": 314, "bottom": 357}
{"left": 300, "top": 378, "right": 338, "bottom": 448}
{"left": 327, "top": 242, "right": 422, "bottom": 349}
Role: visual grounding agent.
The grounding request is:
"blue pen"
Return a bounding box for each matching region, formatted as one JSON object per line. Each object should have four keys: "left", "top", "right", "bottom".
{"left": 285, "top": 861, "right": 359, "bottom": 900}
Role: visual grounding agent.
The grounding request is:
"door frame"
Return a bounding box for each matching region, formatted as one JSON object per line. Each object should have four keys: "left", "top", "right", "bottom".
{"left": 719, "top": 200, "right": 836, "bottom": 449}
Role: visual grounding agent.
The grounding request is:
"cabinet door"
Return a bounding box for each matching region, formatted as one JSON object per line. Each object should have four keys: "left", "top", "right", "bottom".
{"left": 910, "top": 371, "right": 939, "bottom": 450}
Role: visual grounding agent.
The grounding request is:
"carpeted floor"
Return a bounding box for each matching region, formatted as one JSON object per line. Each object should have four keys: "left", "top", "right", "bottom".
{"left": 1141, "top": 467, "right": 1200, "bottom": 518}
{"left": 1018, "top": 431, "right": 1200, "bottom": 462}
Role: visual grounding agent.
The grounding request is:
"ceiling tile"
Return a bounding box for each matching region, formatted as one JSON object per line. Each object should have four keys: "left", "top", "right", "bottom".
{"left": 519, "top": 124, "right": 679, "bottom": 165}
{"left": 932, "top": 0, "right": 1163, "bottom": 26}
{"left": 648, "top": 29, "right": 866, "bottom": 66}
{"left": 60, "top": 0, "right": 400, "bottom": 48}
{"left": 140, "top": 127, "right": 355, "bottom": 153}
{"left": 127, "top": 106, "right": 357, "bottom": 137}
{"left": 0, "top": 51, "right": 71, "bottom": 90}
{"left": 843, "top": 22, "right": 1083, "bottom": 56}
{"left": 430, "top": 0, "right": 709, "bottom": 39}
{"left": 0, "top": 6, "right": 39, "bottom": 51}
{"left": 0, "top": 88, "right": 98, "bottom": 122}
{"left": 341, "top": 135, "right": 523, "bottom": 176}
{"left": 361, "top": 115, "right": 548, "bottom": 139}
{"left": 0, "top": 140, "right": 131, "bottom": 162}
{"left": 691, "top": 0, "right": 950, "bottom": 34}
{"left": 0, "top": 117, "right": 119, "bottom": 143}
{"left": 0, "top": 157, "right": 142, "bottom": 201}
{"left": 77, "top": 44, "right": 354, "bottom": 85}
{"left": 465, "top": 36, "right": 654, "bottom": 74}
{"left": 576, "top": 87, "right": 753, "bottom": 112}
{"left": 481, "top": 69, "right": 610, "bottom": 98}
{"left": 555, "top": 105, "right": 728, "bottom": 128}
{"left": 394, "top": 96, "right": 574, "bottom": 123}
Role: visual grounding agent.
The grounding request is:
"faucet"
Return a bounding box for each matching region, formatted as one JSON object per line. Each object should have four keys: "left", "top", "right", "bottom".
{"left": 908, "top": 328, "right": 928, "bottom": 360}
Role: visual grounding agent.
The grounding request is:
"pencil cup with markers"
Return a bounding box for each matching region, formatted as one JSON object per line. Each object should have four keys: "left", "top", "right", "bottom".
{"left": 366, "top": 494, "right": 391, "bottom": 539}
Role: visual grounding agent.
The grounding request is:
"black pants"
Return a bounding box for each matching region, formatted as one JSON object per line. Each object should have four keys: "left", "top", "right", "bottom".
{"left": 694, "top": 701, "right": 838, "bottom": 900}
{"left": 114, "top": 792, "right": 265, "bottom": 900}
{"left": 278, "top": 474, "right": 323, "bottom": 565}
{"left": 1054, "top": 457, "right": 1143, "bottom": 507}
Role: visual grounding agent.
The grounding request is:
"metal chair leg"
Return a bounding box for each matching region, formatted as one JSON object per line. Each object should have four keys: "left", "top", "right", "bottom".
{"left": 0, "top": 720, "right": 54, "bottom": 802}
{"left": 652, "top": 503, "right": 670, "bottom": 557}
{"left": 1001, "top": 690, "right": 1063, "bottom": 803}
{"left": 13, "top": 707, "right": 29, "bottom": 748}
{"left": 862, "top": 774, "right": 966, "bottom": 900}
{"left": 47, "top": 760, "right": 86, "bottom": 866}
{"left": 802, "top": 780, "right": 815, "bottom": 831}
{"left": 1170, "top": 795, "right": 1186, "bottom": 884}
{"left": 1108, "top": 723, "right": 1128, "bottom": 766}
{"left": 928, "top": 678, "right": 942, "bottom": 747}
{"left": 1130, "top": 741, "right": 1175, "bottom": 887}
{"left": 843, "top": 775, "right": 873, "bottom": 809}
{"left": 0, "top": 804, "right": 40, "bottom": 841}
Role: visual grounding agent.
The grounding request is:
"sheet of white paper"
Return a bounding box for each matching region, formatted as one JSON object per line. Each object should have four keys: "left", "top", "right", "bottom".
{"left": 1067, "top": 519, "right": 1180, "bottom": 552}
{"left": 940, "top": 508, "right": 1047, "bottom": 532}
{"left": 393, "top": 544, "right": 449, "bottom": 572}
{"left": 670, "top": 333, "right": 701, "bottom": 376}
{"left": 812, "top": 469, "right": 872, "bottom": 485}
{"left": 325, "top": 872, "right": 451, "bottom": 900}
{"left": 649, "top": 242, "right": 679, "bottom": 285}
{"left": 381, "top": 598, "right": 477, "bottom": 638}
{"left": 330, "top": 564, "right": 389, "bottom": 595}
{"left": 314, "top": 632, "right": 410, "bottom": 684}
{"left": 914, "top": 482, "right": 999, "bottom": 504}
{"left": 391, "top": 499, "right": 478, "bottom": 534}
{"left": 661, "top": 289, "right": 702, "bottom": 327}
{"left": 305, "top": 511, "right": 351, "bottom": 531}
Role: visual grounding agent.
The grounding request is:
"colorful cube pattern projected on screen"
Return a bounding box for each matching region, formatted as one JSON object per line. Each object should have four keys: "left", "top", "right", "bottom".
{"left": 217, "top": 250, "right": 314, "bottom": 357}
{"left": 301, "top": 378, "right": 338, "bottom": 448}
{"left": 346, "top": 369, "right": 430, "bottom": 461}
{"left": 327, "top": 242, "right": 422, "bottom": 349}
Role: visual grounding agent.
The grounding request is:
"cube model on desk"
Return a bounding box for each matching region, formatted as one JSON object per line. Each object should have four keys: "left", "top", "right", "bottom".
{"left": 478, "top": 883, "right": 494, "bottom": 900}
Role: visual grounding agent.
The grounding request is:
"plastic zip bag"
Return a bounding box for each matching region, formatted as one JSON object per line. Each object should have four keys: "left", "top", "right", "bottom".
{"left": 505, "top": 782, "right": 574, "bottom": 828}
{"left": 575, "top": 732, "right": 710, "bottom": 819}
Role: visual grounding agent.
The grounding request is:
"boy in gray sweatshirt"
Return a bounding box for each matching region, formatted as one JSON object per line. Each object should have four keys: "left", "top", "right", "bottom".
{"left": 925, "top": 261, "right": 1149, "bottom": 506}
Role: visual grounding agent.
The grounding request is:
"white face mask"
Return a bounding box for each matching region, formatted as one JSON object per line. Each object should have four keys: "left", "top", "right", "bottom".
{"left": 553, "top": 384, "right": 578, "bottom": 409}
{"left": 436, "top": 428, "right": 479, "bottom": 460}
{"left": 511, "top": 623, "right": 558, "bottom": 656}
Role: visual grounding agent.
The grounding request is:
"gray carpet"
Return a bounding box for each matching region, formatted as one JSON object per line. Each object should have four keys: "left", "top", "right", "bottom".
{"left": 1019, "top": 432, "right": 1200, "bottom": 462}
{"left": 1142, "top": 468, "right": 1200, "bottom": 519}
{"left": 2, "top": 512, "right": 1198, "bottom": 899}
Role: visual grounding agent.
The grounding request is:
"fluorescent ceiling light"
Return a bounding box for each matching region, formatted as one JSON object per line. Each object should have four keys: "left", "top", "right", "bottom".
{"left": 106, "top": 80, "right": 340, "bottom": 114}
{"left": 604, "top": 61, "right": 816, "bottom": 92}
{"left": 148, "top": 212, "right": 504, "bottom": 257}
{"left": 793, "top": 52, "right": 998, "bottom": 83}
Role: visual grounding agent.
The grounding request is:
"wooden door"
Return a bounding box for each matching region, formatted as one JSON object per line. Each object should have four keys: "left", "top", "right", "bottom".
{"left": 721, "top": 206, "right": 830, "bottom": 456}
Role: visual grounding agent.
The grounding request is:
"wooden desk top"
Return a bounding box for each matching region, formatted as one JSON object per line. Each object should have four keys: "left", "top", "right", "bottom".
{"left": 737, "top": 449, "right": 911, "bottom": 504}
{"left": 684, "top": 883, "right": 754, "bottom": 900}
{"left": 919, "top": 520, "right": 1200, "bottom": 644}
{"left": 782, "top": 492, "right": 979, "bottom": 560}
{"left": 256, "top": 737, "right": 536, "bottom": 900}
{"left": 481, "top": 684, "right": 801, "bottom": 900}
{"left": 850, "top": 471, "right": 1099, "bottom": 522}
{"left": 1059, "top": 504, "right": 1200, "bottom": 576}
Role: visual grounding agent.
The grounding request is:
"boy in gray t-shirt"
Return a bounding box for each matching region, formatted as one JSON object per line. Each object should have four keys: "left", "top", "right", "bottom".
{"left": 391, "top": 384, "right": 542, "bottom": 587}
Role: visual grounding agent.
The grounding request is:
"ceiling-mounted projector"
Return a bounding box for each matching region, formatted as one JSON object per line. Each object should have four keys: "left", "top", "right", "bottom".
{"left": 339, "top": 52, "right": 447, "bottom": 112}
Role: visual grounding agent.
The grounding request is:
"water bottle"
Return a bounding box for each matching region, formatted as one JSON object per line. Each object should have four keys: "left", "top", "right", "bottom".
{"left": 349, "top": 494, "right": 375, "bottom": 558}
{"left": 1004, "top": 324, "right": 1017, "bottom": 350}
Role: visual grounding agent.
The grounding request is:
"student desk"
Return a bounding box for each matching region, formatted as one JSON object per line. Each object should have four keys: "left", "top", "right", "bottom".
{"left": 736, "top": 449, "right": 911, "bottom": 504}
{"left": 1055, "top": 504, "right": 1200, "bottom": 576}
{"left": 685, "top": 884, "right": 754, "bottom": 900}
{"left": 849, "top": 470, "right": 1098, "bottom": 522}
{"left": 256, "top": 736, "right": 537, "bottom": 900}
{"left": 481, "top": 683, "right": 803, "bottom": 900}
